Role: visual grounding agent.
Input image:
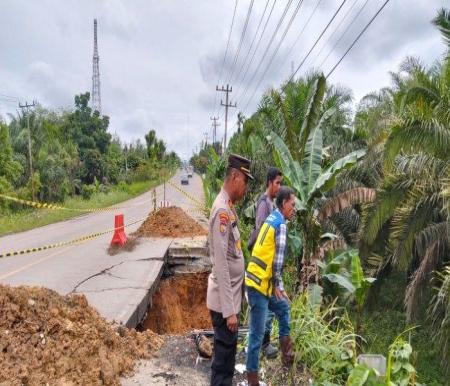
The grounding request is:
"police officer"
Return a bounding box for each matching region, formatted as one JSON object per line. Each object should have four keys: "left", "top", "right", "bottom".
{"left": 207, "top": 154, "right": 253, "bottom": 386}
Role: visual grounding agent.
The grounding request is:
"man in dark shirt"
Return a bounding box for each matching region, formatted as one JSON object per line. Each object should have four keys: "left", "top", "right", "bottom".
{"left": 247, "top": 167, "right": 282, "bottom": 359}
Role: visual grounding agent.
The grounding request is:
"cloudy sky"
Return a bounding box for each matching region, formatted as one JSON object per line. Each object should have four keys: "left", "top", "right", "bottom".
{"left": 0, "top": 0, "right": 447, "bottom": 159}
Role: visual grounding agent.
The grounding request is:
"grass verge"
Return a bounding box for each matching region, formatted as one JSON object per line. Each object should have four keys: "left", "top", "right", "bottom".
{"left": 0, "top": 178, "right": 165, "bottom": 237}
{"left": 362, "top": 270, "right": 446, "bottom": 385}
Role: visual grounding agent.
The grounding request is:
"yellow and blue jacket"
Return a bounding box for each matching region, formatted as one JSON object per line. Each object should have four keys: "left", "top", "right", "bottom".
{"left": 245, "top": 209, "right": 287, "bottom": 296}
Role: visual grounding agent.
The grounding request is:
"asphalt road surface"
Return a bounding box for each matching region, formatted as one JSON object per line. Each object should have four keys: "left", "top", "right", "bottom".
{"left": 0, "top": 170, "right": 206, "bottom": 324}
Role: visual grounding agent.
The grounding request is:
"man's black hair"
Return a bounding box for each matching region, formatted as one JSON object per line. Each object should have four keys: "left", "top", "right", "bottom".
{"left": 276, "top": 186, "right": 294, "bottom": 209}
{"left": 266, "top": 167, "right": 282, "bottom": 187}
{"left": 226, "top": 167, "right": 247, "bottom": 181}
{"left": 226, "top": 167, "right": 234, "bottom": 177}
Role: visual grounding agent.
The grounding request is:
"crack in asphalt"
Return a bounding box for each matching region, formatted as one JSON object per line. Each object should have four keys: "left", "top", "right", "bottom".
{"left": 77, "top": 286, "right": 150, "bottom": 293}
{"left": 70, "top": 261, "right": 125, "bottom": 293}
{"left": 133, "top": 257, "right": 166, "bottom": 262}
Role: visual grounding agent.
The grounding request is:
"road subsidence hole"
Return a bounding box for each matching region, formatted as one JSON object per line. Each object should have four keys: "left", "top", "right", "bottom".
{"left": 141, "top": 272, "right": 211, "bottom": 334}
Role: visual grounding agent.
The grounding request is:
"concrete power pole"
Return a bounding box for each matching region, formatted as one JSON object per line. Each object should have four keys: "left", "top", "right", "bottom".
{"left": 210, "top": 116, "right": 220, "bottom": 151}
{"left": 19, "top": 101, "right": 36, "bottom": 201}
{"left": 216, "top": 84, "right": 236, "bottom": 150}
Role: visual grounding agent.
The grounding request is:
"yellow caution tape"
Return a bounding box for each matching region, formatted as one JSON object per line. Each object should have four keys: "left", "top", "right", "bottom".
{"left": 0, "top": 217, "right": 147, "bottom": 259}
{"left": 0, "top": 194, "right": 124, "bottom": 212}
{"left": 186, "top": 207, "right": 210, "bottom": 216}
{"left": 166, "top": 180, "right": 208, "bottom": 210}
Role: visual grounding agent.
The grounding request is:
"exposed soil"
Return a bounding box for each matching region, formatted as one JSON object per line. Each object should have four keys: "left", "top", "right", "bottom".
{"left": 107, "top": 236, "right": 140, "bottom": 255}
{"left": 135, "top": 206, "right": 207, "bottom": 238}
{"left": 141, "top": 272, "right": 211, "bottom": 334}
{"left": 0, "top": 285, "right": 163, "bottom": 386}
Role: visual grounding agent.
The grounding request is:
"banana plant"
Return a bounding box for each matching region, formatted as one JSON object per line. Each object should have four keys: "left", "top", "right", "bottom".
{"left": 267, "top": 127, "right": 365, "bottom": 287}
{"left": 320, "top": 250, "right": 376, "bottom": 306}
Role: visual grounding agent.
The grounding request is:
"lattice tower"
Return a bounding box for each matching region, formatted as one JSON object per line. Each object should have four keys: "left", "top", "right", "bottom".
{"left": 91, "top": 19, "right": 102, "bottom": 114}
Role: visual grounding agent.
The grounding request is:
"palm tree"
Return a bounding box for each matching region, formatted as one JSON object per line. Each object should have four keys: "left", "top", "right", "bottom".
{"left": 360, "top": 8, "right": 450, "bottom": 328}
{"left": 429, "top": 265, "right": 450, "bottom": 375}
{"left": 265, "top": 74, "right": 368, "bottom": 288}
{"left": 433, "top": 7, "right": 450, "bottom": 53}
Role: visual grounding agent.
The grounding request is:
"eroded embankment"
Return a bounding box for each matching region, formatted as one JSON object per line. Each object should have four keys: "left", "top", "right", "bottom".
{"left": 141, "top": 272, "right": 211, "bottom": 334}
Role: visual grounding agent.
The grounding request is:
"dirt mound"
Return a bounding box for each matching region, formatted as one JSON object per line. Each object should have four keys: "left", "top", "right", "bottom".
{"left": 0, "top": 285, "right": 163, "bottom": 386}
{"left": 142, "top": 272, "right": 211, "bottom": 334}
{"left": 135, "top": 206, "right": 207, "bottom": 238}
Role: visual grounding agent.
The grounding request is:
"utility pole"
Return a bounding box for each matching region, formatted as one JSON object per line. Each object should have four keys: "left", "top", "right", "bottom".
{"left": 19, "top": 101, "right": 36, "bottom": 201}
{"left": 216, "top": 84, "right": 236, "bottom": 150}
{"left": 210, "top": 116, "right": 220, "bottom": 154}
{"left": 210, "top": 116, "right": 220, "bottom": 146}
{"left": 203, "top": 131, "right": 208, "bottom": 148}
{"left": 124, "top": 144, "right": 128, "bottom": 174}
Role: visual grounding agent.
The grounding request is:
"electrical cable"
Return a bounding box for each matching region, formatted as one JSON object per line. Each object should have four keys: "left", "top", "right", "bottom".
{"left": 226, "top": 0, "right": 255, "bottom": 85}
{"left": 232, "top": 0, "right": 270, "bottom": 88}
{"left": 235, "top": 0, "right": 278, "bottom": 99}
{"left": 319, "top": 0, "right": 371, "bottom": 69}
{"left": 312, "top": 0, "right": 360, "bottom": 68}
{"left": 240, "top": 0, "right": 347, "bottom": 115}
{"left": 235, "top": 0, "right": 294, "bottom": 106}
{"left": 0, "top": 93, "right": 19, "bottom": 101}
{"left": 278, "top": 0, "right": 324, "bottom": 76}
{"left": 241, "top": 0, "right": 306, "bottom": 112}
{"left": 212, "top": 0, "right": 239, "bottom": 118}
{"left": 288, "top": 0, "right": 348, "bottom": 83}
{"left": 326, "top": 0, "right": 391, "bottom": 78}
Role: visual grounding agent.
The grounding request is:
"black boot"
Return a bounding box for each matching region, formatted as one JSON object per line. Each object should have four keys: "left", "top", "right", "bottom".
{"left": 262, "top": 332, "right": 278, "bottom": 359}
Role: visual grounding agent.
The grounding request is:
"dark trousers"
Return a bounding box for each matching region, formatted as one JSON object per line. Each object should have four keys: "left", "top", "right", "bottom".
{"left": 210, "top": 310, "right": 238, "bottom": 386}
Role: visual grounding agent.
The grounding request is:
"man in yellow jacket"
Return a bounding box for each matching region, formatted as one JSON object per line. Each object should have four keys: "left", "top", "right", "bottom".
{"left": 245, "top": 186, "right": 296, "bottom": 386}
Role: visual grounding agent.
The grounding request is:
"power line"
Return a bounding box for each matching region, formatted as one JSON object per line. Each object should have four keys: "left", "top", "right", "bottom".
{"left": 326, "top": 0, "right": 391, "bottom": 78}
{"left": 239, "top": 0, "right": 348, "bottom": 116}
{"left": 0, "top": 98, "right": 20, "bottom": 105}
{"left": 312, "top": 0, "right": 360, "bottom": 68}
{"left": 236, "top": 0, "right": 294, "bottom": 106}
{"left": 234, "top": 0, "right": 278, "bottom": 100}
{"left": 233, "top": 0, "right": 270, "bottom": 88}
{"left": 241, "top": 0, "right": 306, "bottom": 112}
{"left": 288, "top": 0, "right": 348, "bottom": 83}
{"left": 277, "top": 0, "right": 324, "bottom": 75}
{"left": 213, "top": 0, "right": 239, "bottom": 117}
{"left": 319, "top": 0, "right": 371, "bottom": 69}
{"left": 226, "top": 0, "right": 255, "bottom": 85}
{"left": 0, "top": 93, "right": 20, "bottom": 101}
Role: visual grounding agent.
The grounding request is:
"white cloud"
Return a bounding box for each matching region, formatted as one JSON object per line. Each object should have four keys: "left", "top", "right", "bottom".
{"left": 0, "top": 0, "right": 447, "bottom": 160}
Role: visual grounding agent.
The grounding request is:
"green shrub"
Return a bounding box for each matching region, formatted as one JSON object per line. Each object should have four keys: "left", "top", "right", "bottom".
{"left": 117, "top": 181, "right": 128, "bottom": 192}
{"left": 290, "top": 294, "right": 357, "bottom": 384}
{"left": 81, "top": 184, "right": 95, "bottom": 200}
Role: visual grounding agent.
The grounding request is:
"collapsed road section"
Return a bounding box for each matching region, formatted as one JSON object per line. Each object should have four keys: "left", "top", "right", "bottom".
{"left": 0, "top": 205, "right": 211, "bottom": 385}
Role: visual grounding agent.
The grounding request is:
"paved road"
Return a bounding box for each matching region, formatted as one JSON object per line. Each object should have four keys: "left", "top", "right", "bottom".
{"left": 0, "top": 170, "right": 206, "bottom": 325}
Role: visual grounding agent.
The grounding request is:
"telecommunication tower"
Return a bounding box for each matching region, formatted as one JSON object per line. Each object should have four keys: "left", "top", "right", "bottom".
{"left": 92, "top": 19, "right": 102, "bottom": 114}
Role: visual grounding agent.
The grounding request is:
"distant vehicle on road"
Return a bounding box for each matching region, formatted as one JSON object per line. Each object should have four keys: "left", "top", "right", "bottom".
{"left": 187, "top": 166, "right": 193, "bottom": 178}
{"left": 187, "top": 170, "right": 193, "bottom": 178}
{"left": 181, "top": 174, "right": 189, "bottom": 185}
